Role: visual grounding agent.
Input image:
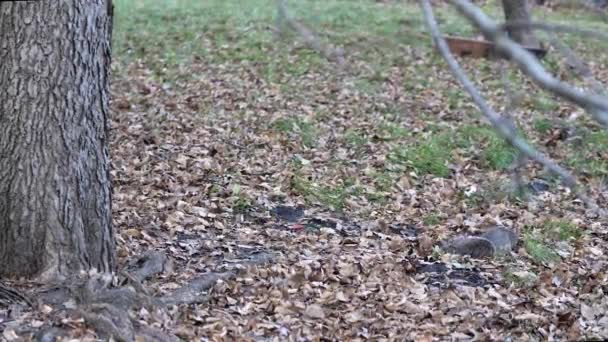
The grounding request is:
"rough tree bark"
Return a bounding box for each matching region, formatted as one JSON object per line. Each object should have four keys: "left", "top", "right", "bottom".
{"left": 502, "top": 0, "right": 541, "bottom": 48}
{"left": 0, "top": 0, "right": 115, "bottom": 281}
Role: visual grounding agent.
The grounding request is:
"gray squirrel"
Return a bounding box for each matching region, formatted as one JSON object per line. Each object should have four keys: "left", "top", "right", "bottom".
{"left": 440, "top": 226, "right": 518, "bottom": 258}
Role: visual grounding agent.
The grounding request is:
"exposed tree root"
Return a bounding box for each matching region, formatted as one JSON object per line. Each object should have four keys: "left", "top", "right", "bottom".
{"left": 160, "top": 271, "right": 236, "bottom": 306}
{"left": 20, "top": 249, "right": 274, "bottom": 340}
{"left": 0, "top": 282, "right": 33, "bottom": 307}
{"left": 35, "top": 326, "right": 68, "bottom": 342}
{"left": 78, "top": 303, "right": 134, "bottom": 341}
{"left": 122, "top": 250, "right": 173, "bottom": 284}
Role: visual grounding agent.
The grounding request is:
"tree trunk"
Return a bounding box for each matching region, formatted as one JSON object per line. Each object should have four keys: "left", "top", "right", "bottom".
{"left": 0, "top": 0, "right": 115, "bottom": 281}
{"left": 502, "top": 0, "right": 540, "bottom": 48}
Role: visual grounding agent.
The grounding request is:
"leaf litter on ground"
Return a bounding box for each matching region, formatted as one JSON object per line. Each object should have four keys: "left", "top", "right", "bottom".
{"left": 4, "top": 0, "right": 608, "bottom": 340}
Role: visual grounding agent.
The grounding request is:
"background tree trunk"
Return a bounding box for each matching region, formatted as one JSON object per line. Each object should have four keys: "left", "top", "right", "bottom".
{"left": 502, "top": 0, "right": 541, "bottom": 48}
{"left": 0, "top": 0, "right": 115, "bottom": 280}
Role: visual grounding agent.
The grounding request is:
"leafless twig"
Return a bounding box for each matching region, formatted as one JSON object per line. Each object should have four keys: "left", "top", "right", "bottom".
{"left": 499, "top": 61, "right": 529, "bottom": 194}
{"left": 546, "top": 35, "right": 606, "bottom": 95}
{"left": 499, "top": 20, "right": 608, "bottom": 41}
{"left": 450, "top": 0, "right": 608, "bottom": 126}
{"left": 419, "top": 0, "right": 601, "bottom": 212}
{"left": 276, "top": 0, "right": 344, "bottom": 62}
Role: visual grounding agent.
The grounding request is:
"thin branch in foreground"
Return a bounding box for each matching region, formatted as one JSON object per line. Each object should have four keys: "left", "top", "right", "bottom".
{"left": 547, "top": 35, "right": 606, "bottom": 96}
{"left": 547, "top": 36, "right": 608, "bottom": 126}
{"left": 499, "top": 20, "right": 608, "bottom": 42}
{"left": 449, "top": 0, "right": 608, "bottom": 126}
{"left": 418, "top": 0, "right": 601, "bottom": 213}
{"left": 276, "top": 0, "right": 343, "bottom": 62}
{"left": 499, "top": 61, "right": 529, "bottom": 194}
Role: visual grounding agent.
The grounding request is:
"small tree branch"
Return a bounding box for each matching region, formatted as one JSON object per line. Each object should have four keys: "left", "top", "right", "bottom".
{"left": 450, "top": 0, "right": 608, "bottom": 126}
{"left": 499, "top": 20, "right": 608, "bottom": 41}
{"left": 547, "top": 35, "right": 606, "bottom": 95}
{"left": 275, "top": 0, "right": 343, "bottom": 62}
{"left": 419, "top": 0, "right": 601, "bottom": 212}
{"left": 499, "top": 61, "right": 529, "bottom": 194}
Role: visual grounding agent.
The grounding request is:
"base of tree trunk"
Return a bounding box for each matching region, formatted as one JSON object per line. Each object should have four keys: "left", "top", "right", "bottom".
{"left": 2, "top": 250, "right": 273, "bottom": 340}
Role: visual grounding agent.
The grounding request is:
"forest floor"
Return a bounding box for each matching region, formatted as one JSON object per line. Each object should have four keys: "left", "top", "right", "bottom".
{"left": 8, "top": 0, "right": 608, "bottom": 340}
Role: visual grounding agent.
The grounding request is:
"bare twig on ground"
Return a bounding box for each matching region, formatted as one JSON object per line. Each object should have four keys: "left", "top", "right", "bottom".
{"left": 419, "top": 0, "right": 602, "bottom": 212}
{"left": 450, "top": 0, "right": 608, "bottom": 126}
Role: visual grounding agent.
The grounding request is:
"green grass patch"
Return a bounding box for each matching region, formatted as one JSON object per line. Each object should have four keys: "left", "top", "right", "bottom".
{"left": 233, "top": 196, "right": 252, "bottom": 213}
{"left": 354, "top": 79, "right": 382, "bottom": 94}
{"left": 272, "top": 117, "right": 318, "bottom": 148}
{"left": 532, "top": 118, "right": 552, "bottom": 134}
{"left": 542, "top": 220, "right": 582, "bottom": 241}
{"left": 112, "top": 0, "right": 608, "bottom": 74}
{"left": 535, "top": 6, "right": 608, "bottom": 53}
{"left": 566, "top": 156, "right": 608, "bottom": 178}
{"left": 361, "top": 169, "right": 394, "bottom": 203}
{"left": 230, "top": 184, "right": 253, "bottom": 213}
{"left": 262, "top": 51, "right": 327, "bottom": 81}
{"left": 291, "top": 175, "right": 361, "bottom": 210}
{"left": 521, "top": 219, "right": 581, "bottom": 265}
{"left": 389, "top": 134, "right": 453, "bottom": 177}
{"left": 423, "top": 213, "right": 441, "bottom": 226}
{"left": 529, "top": 94, "right": 559, "bottom": 113}
{"left": 583, "top": 130, "right": 608, "bottom": 148}
{"left": 111, "top": 0, "right": 432, "bottom": 71}
{"left": 520, "top": 219, "right": 582, "bottom": 265}
{"left": 523, "top": 236, "right": 561, "bottom": 265}
{"left": 483, "top": 139, "right": 518, "bottom": 170}
{"left": 365, "top": 191, "right": 388, "bottom": 204}
{"left": 446, "top": 89, "right": 466, "bottom": 110}
{"left": 112, "top": 0, "right": 275, "bottom": 66}
{"left": 343, "top": 129, "right": 368, "bottom": 146}
{"left": 457, "top": 125, "right": 518, "bottom": 170}
{"left": 387, "top": 125, "right": 520, "bottom": 177}
{"left": 566, "top": 130, "right": 608, "bottom": 178}
{"left": 377, "top": 122, "right": 409, "bottom": 141}
{"left": 371, "top": 170, "right": 394, "bottom": 192}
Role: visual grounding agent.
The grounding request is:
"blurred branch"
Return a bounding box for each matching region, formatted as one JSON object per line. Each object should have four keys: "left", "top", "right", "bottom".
{"left": 418, "top": 0, "right": 601, "bottom": 212}
{"left": 450, "top": 0, "right": 608, "bottom": 126}
{"left": 499, "top": 61, "right": 529, "bottom": 194}
{"left": 275, "top": 0, "right": 344, "bottom": 62}
{"left": 500, "top": 20, "right": 608, "bottom": 41}
{"left": 547, "top": 35, "right": 606, "bottom": 96}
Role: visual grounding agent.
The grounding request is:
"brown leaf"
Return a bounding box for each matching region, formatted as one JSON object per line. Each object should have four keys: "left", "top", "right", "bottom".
{"left": 304, "top": 304, "right": 325, "bottom": 319}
